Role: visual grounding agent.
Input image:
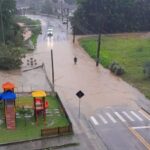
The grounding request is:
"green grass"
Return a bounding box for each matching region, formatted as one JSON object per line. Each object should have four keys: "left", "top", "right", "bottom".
{"left": 0, "top": 95, "right": 69, "bottom": 144}
{"left": 79, "top": 34, "right": 150, "bottom": 99}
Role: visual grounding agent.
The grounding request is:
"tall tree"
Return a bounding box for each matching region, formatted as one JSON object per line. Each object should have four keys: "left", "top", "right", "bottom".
{"left": 41, "top": 0, "right": 53, "bottom": 14}
{"left": 0, "top": 0, "right": 16, "bottom": 43}
{"left": 71, "top": 0, "right": 150, "bottom": 34}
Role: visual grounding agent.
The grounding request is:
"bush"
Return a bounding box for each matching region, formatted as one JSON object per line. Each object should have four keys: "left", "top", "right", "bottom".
{"left": 143, "top": 62, "right": 150, "bottom": 78}
{"left": 0, "top": 45, "right": 24, "bottom": 70}
{"left": 109, "top": 61, "right": 124, "bottom": 76}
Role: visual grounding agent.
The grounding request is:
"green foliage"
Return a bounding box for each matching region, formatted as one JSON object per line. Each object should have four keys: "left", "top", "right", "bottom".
{"left": 64, "top": 0, "right": 76, "bottom": 4}
{"left": 109, "top": 62, "right": 124, "bottom": 76}
{"left": 17, "top": 107, "right": 32, "bottom": 116}
{"left": 143, "top": 62, "right": 150, "bottom": 78}
{"left": 72, "top": 0, "right": 150, "bottom": 34}
{"left": 41, "top": 0, "right": 53, "bottom": 14}
{"left": 0, "top": 45, "right": 23, "bottom": 70}
{"left": 0, "top": 0, "right": 16, "bottom": 43}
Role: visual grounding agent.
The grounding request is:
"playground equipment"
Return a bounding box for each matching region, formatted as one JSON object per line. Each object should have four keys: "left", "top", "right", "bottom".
{"left": 2, "top": 82, "right": 15, "bottom": 92}
{"left": 32, "top": 90, "right": 48, "bottom": 125}
{"left": 1, "top": 82, "right": 16, "bottom": 129}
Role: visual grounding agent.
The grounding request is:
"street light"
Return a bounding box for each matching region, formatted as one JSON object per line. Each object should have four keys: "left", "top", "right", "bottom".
{"left": 50, "top": 49, "right": 55, "bottom": 93}
{"left": 47, "top": 37, "right": 55, "bottom": 94}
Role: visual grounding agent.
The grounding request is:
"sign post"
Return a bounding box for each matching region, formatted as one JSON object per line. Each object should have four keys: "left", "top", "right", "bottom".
{"left": 76, "top": 90, "right": 84, "bottom": 118}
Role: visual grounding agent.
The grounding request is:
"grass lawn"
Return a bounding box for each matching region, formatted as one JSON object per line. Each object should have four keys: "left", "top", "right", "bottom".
{"left": 0, "top": 95, "right": 69, "bottom": 144}
{"left": 79, "top": 33, "right": 150, "bottom": 99}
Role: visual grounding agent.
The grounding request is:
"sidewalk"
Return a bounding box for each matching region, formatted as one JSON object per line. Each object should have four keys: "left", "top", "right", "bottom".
{"left": 0, "top": 135, "right": 78, "bottom": 150}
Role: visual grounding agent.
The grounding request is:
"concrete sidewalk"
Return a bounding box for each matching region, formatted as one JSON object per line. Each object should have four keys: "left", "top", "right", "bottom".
{"left": 0, "top": 135, "right": 78, "bottom": 150}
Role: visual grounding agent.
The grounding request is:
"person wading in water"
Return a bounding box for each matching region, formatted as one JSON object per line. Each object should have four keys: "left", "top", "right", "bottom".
{"left": 74, "top": 57, "right": 77, "bottom": 64}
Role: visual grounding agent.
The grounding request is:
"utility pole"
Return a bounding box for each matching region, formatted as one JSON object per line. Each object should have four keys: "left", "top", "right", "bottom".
{"left": 96, "top": 32, "right": 101, "bottom": 66}
{"left": 96, "top": 0, "right": 103, "bottom": 67}
{"left": 0, "top": 0, "right": 5, "bottom": 44}
{"left": 73, "top": 26, "right": 75, "bottom": 43}
{"left": 51, "top": 49, "right": 55, "bottom": 93}
{"left": 61, "top": 0, "right": 63, "bottom": 22}
{"left": 66, "top": 8, "right": 69, "bottom": 30}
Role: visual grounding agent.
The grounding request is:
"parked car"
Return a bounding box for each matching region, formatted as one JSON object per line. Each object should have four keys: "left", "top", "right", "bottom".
{"left": 63, "top": 20, "right": 67, "bottom": 24}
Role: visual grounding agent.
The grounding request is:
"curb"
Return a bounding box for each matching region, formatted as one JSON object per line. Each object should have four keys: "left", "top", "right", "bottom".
{"left": 141, "top": 107, "right": 150, "bottom": 115}
{"left": 34, "top": 142, "right": 79, "bottom": 150}
{"left": 0, "top": 133, "right": 74, "bottom": 147}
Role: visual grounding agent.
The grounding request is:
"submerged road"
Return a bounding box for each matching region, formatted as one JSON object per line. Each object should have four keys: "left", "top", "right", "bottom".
{"left": 28, "top": 15, "right": 150, "bottom": 150}
{"left": 0, "top": 15, "right": 150, "bottom": 149}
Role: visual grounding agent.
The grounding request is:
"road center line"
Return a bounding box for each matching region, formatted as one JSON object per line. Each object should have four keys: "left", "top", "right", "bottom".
{"left": 90, "top": 116, "right": 99, "bottom": 126}
{"left": 130, "top": 111, "right": 143, "bottom": 121}
{"left": 114, "top": 112, "right": 126, "bottom": 122}
{"left": 122, "top": 111, "right": 134, "bottom": 121}
{"left": 106, "top": 113, "right": 117, "bottom": 123}
{"left": 129, "top": 127, "right": 150, "bottom": 150}
{"left": 98, "top": 114, "right": 108, "bottom": 124}
{"left": 138, "top": 110, "right": 150, "bottom": 121}
{"left": 132, "top": 126, "right": 150, "bottom": 130}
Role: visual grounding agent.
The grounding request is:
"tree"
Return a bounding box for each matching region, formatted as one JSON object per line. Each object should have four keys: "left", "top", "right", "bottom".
{"left": 0, "top": 0, "right": 16, "bottom": 43}
{"left": 71, "top": 0, "right": 150, "bottom": 34}
{"left": 0, "top": 45, "right": 23, "bottom": 70}
{"left": 64, "top": 0, "right": 76, "bottom": 4}
{"left": 41, "top": 0, "right": 53, "bottom": 14}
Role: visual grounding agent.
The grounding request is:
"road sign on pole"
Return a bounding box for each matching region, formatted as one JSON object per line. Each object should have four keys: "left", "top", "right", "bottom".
{"left": 76, "top": 90, "right": 84, "bottom": 118}
{"left": 76, "top": 90, "right": 84, "bottom": 98}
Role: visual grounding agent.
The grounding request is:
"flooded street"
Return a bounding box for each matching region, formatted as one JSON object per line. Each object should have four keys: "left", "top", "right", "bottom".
{"left": 0, "top": 15, "right": 150, "bottom": 150}
{"left": 0, "top": 15, "right": 148, "bottom": 116}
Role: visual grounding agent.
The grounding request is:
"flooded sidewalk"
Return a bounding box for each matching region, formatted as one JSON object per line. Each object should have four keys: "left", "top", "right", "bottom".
{"left": 0, "top": 67, "right": 51, "bottom": 92}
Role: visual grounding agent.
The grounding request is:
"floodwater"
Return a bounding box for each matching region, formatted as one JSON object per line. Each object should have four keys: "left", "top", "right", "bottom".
{"left": 0, "top": 15, "right": 148, "bottom": 116}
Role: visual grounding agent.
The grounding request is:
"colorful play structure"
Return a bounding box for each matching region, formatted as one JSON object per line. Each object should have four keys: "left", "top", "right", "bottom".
{"left": 0, "top": 82, "right": 16, "bottom": 129}
{"left": 0, "top": 82, "right": 49, "bottom": 129}
{"left": 32, "top": 90, "right": 48, "bottom": 125}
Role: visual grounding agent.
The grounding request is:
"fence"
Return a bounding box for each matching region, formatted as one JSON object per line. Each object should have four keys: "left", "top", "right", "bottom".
{"left": 41, "top": 125, "right": 72, "bottom": 137}
{"left": 41, "top": 92, "right": 73, "bottom": 137}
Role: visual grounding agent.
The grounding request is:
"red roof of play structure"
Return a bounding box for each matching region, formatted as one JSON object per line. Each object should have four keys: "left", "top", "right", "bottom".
{"left": 2, "top": 82, "right": 15, "bottom": 90}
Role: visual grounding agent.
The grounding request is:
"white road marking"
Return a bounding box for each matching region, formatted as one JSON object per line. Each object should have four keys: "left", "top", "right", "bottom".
{"left": 98, "top": 114, "right": 108, "bottom": 124}
{"left": 130, "top": 111, "right": 143, "bottom": 121}
{"left": 106, "top": 113, "right": 117, "bottom": 123}
{"left": 90, "top": 116, "right": 99, "bottom": 125}
{"left": 122, "top": 111, "right": 135, "bottom": 121}
{"left": 132, "top": 126, "right": 150, "bottom": 130}
{"left": 138, "top": 110, "right": 150, "bottom": 121}
{"left": 114, "top": 112, "right": 126, "bottom": 122}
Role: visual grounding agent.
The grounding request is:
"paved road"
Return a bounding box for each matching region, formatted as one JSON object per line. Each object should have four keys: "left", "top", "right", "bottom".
{"left": 90, "top": 105, "right": 150, "bottom": 150}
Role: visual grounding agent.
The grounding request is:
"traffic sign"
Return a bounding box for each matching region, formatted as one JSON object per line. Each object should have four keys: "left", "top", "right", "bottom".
{"left": 76, "top": 90, "right": 84, "bottom": 99}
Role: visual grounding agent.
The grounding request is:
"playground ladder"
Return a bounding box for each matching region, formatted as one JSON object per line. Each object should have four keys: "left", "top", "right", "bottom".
{"left": 5, "top": 106, "right": 16, "bottom": 129}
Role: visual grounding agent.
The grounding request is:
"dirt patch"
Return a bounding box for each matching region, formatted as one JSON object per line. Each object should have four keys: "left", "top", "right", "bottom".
{"left": 17, "top": 22, "right": 32, "bottom": 41}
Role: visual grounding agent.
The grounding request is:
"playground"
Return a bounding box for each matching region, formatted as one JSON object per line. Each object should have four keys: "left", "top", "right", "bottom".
{"left": 0, "top": 82, "right": 71, "bottom": 144}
